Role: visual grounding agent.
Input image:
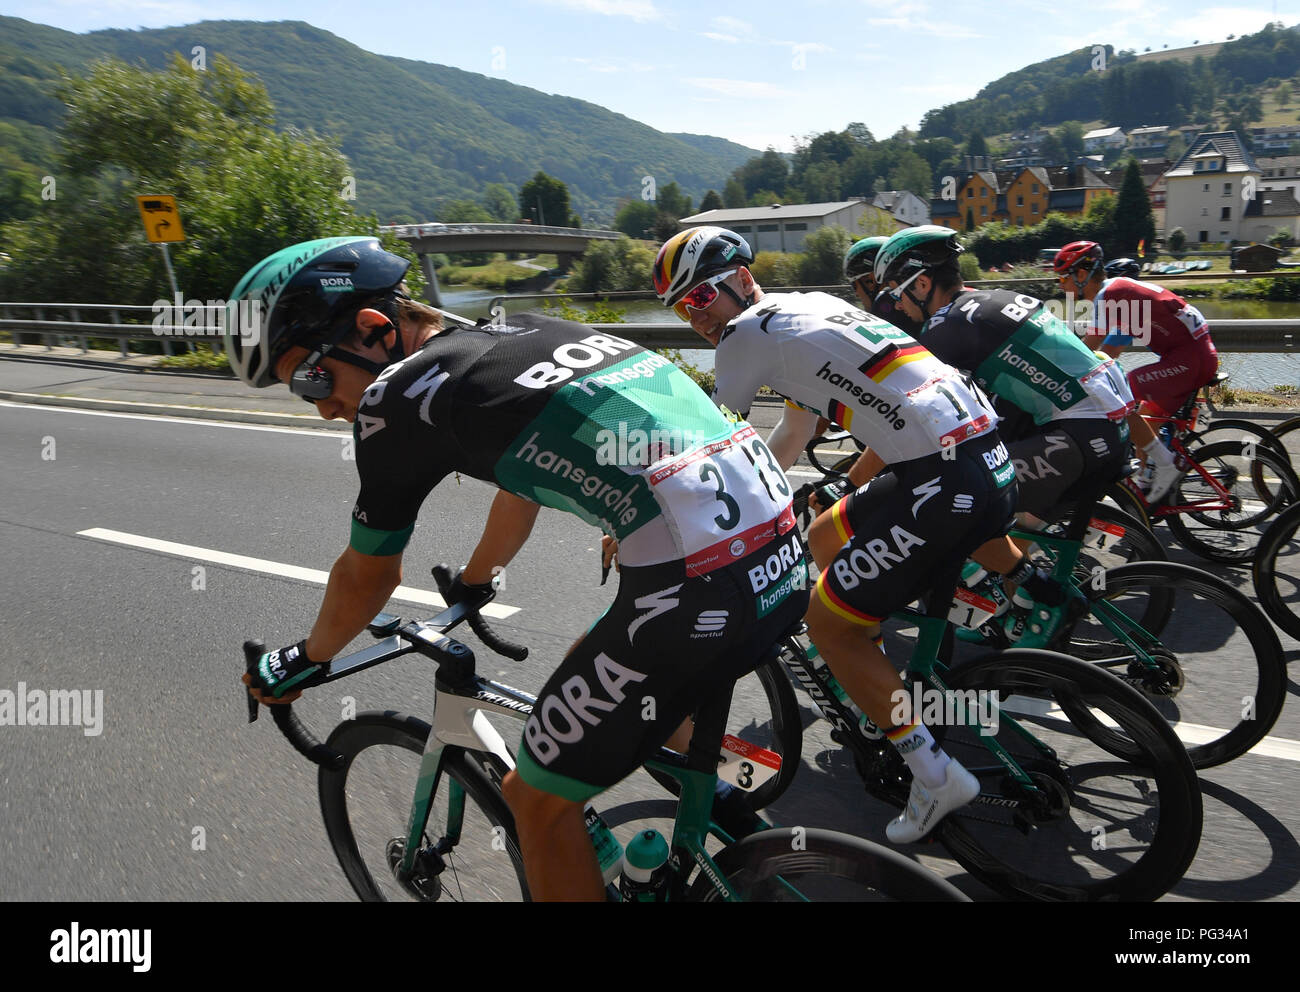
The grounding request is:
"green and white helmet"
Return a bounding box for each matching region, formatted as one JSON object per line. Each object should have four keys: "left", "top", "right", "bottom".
{"left": 843, "top": 236, "right": 888, "bottom": 282}
{"left": 223, "top": 236, "right": 410, "bottom": 388}
{"left": 873, "top": 225, "right": 963, "bottom": 287}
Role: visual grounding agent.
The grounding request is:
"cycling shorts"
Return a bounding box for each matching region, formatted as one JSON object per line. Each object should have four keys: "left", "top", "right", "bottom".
{"left": 516, "top": 533, "right": 810, "bottom": 801}
{"left": 1006, "top": 418, "right": 1131, "bottom": 517}
{"left": 814, "top": 432, "right": 1017, "bottom": 626}
{"left": 1127, "top": 341, "right": 1218, "bottom": 417}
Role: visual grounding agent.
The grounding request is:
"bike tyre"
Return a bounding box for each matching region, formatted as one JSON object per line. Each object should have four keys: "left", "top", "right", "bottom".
{"left": 318, "top": 711, "right": 528, "bottom": 902}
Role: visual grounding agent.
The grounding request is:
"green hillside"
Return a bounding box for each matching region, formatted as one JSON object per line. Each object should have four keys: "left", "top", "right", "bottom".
{"left": 0, "top": 16, "right": 757, "bottom": 224}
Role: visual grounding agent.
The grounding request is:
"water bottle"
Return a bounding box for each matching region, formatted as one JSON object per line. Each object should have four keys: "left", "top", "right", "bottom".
{"left": 584, "top": 805, "right": 624, "bottom": 886}
{"left": 1003, "top": 588, "right": 1037, "bottom": 644}
{"left": 806, "top": 640, "right": 884, "bottom": 739}
{"left": 618, "top": 829, "right": 671, "bottom": 902}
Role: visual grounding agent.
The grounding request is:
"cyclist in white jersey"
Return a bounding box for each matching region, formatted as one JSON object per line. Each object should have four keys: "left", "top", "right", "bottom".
{"left": 653, "top": 227, "right": 1056, "bottom": 842}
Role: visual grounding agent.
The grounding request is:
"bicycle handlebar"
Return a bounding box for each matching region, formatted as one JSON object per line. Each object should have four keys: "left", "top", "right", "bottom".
{"left": 241, "top": 639, "right": 345, "bottom": 770}
{"left": 429, "top": 564, "right": 529, "bottom": 661}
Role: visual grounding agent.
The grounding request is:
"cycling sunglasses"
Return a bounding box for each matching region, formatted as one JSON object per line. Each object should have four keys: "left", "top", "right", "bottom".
{"left": 286, "top": 346, "right": 387, "bottom": 404}
{"left": 673, "top": 269, "right": 737, "bottom": 322}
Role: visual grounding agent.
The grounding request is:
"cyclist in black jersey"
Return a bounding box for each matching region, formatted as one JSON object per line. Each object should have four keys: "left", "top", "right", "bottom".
{"left": 874, "top": 226, "right": 1132, "bottom": 638}
{"left": 843, "top": 236, "right": 921, "bottom": 336}
{"left": 227, "top": 236, "right": 807, "bottom": 900}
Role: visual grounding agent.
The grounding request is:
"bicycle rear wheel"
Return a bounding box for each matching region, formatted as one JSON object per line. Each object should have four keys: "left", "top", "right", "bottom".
{"left": 1165, "top": 440, "right": 1300, "bottom": 563}
{"left": 1055, "top": 562, "right": 1285, "bottom": 768}
{"left": 686, "top": 827, "right": 968, "bottom": 901}
{"left": 1252, "top": 500, "right": 1300, "bottom": 642}
{"left": 319, "top": 711, "right": 528, "bottom": 902}
{"left": 644, "top": 646, "right": 803, "bottom": 811}
{"left": 932, "top": 649, "right": 1202, "bottom": 901}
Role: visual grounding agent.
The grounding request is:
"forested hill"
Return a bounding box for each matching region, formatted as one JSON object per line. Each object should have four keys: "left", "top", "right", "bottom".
{"left": 0, "top": 16, "right": 757, "bottom": 224}
{"left": 919, "top": 23, "right": 1300, "bottom": 139}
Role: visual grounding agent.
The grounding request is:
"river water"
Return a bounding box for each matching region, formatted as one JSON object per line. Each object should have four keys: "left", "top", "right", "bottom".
{"left": 440, "top": 287, "right": 1300, "bottom": 390}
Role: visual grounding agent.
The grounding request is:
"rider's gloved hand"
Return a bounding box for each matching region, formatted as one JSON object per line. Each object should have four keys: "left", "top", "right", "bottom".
{"left": 243, "top": 639, "right": 325, "bottom": 704}
{"left": 444, "top": 569, "right": 496, "bottom": 611}
{"left": 812, "top": 474, "right": 856, "bottom": 514}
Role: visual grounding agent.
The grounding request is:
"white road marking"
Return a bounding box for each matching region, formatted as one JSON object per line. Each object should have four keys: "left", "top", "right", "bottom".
{"left": 1002, "top": 695, "right": 1300, "bottom": 762}
{"left": 76, "top": 528, "right": 519, "bottom": 618}
{"left": 0, "top": 398, "right": 341, "bottom": 437}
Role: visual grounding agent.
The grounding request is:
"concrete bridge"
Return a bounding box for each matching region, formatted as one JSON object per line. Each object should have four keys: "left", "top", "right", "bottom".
{"left": 381, "top": 223, "right": 623, "bottom": 305}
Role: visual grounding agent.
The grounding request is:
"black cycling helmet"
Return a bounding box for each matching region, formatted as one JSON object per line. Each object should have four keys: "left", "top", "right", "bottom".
{"left": 224, "top": 236, "right": 410, "bottom": 388}
{"left": 1105, "top": 257, "right": 1141, "bottom": 279}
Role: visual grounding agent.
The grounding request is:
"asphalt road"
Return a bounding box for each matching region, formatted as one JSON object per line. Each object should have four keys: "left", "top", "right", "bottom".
{"left": 1, "top": 356, "right": 1298, "bottom": 904}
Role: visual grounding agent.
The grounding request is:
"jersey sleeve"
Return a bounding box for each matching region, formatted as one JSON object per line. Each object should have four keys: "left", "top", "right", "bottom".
{"left": 711, "top": 324, "right": 766, "bottom": 417}
{"left": 348, "top": 373, "right": 452, "bottom": 556}
{"left": 1093, "top": 283, "right": 1135, "bottom": 345}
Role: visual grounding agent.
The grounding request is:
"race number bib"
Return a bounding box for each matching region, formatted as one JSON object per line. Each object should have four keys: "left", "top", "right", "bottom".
{"left": 648, "top": 426, "right": 795, "bottom": 576}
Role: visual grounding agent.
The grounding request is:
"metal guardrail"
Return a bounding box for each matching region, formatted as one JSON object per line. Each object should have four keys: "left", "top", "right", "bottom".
{"left": 382, "top": 222, "right": 621, "bottom": 240}
{"left": 3, "top": 299, "right": 1300, "bottom": 357}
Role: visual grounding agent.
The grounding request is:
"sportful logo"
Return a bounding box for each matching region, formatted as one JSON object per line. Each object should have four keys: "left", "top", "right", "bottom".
{"left": 952, "top": 494, "right": 974, "bottom": 512}
{"left": 692, "top": 610, "right": 729, "bottom": 638}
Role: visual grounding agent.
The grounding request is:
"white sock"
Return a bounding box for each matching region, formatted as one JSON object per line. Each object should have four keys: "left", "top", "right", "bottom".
{"left": 1142, "top": 437, "right": 1175, "bottom": 468}
{"left": 887, "top": 720, "right": 950, "bottom": 788}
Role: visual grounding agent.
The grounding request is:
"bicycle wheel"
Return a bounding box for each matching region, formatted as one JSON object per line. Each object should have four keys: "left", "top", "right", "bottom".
{"left": 686, "top": 827, "right": 968, "bottom": 901}
{"left": 319, "top": 711, "right": 529, "bottom": 902}
{"left": 1190, "top": 418, "right": 1291, "bottom": 467}
{"left": 931, "top": 649, "right": 1202, "bottom": 901}
{"left": 1038, "top": 503, "right": 1167, "bottom": 585}
{"left": 645, "top": 646, "right": 804, "bottom": 811}
{"left": 1054, "top": 562, "right": 1285, "bottom": 769}
{"left": 1102, "top": 479, "right": 1152, "bottom": 530}
{"left": 1165, "top": 440, "right": 1300, "bottom": 563}
{"left": 1253, "top": 500, "right": 1300, "bottom": 642}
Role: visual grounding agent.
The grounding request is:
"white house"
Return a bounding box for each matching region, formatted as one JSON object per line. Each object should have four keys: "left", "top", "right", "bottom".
{"left": 1242, "top": 190, "right": 1300, "bottom": 243}
{"left": 678, "top": 199, "right": 899, "bottom": 252}
{"left": 1257, "top": 155, "right": 1300, "bottom": 202}
{"left": 871, "top": 190, "right": 930, "bottom": 227}
{"left": 1163, "top": 131, "right": 1262, "bottom": 244}
{"left": 1083, "top": 126, "right": 1126, "bottom": 153}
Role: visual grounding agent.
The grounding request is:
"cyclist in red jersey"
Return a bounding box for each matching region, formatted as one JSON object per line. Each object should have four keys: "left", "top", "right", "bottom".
{"left": 1054, "top": 241, "right": 1217, "bottom": 500}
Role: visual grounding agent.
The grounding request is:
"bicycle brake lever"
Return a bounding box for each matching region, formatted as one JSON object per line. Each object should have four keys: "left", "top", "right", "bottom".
{"left": 242, "top": 639, "right": 265, "bottom": 724}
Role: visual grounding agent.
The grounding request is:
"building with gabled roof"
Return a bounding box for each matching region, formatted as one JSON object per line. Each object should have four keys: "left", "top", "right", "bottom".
{"left": 677, "top": 198, "right": 901, "bottom": 252}
{"left": 1163, "top": 131, "right": 1262, "bottom": 243}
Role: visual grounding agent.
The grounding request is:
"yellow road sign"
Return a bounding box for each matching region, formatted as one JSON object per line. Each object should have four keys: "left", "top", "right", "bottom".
{"left": 136, "top": 195, "right": 186, "bottom": 243}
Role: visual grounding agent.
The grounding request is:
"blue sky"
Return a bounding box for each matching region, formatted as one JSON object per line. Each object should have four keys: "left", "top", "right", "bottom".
{"left": 1, "top": 0, "right": 1293, "bottom": 152}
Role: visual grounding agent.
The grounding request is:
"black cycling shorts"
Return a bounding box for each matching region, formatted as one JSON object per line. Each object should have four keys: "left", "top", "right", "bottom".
{"left": 815, "top": 432, "right": 1017, "bottom": 625}
{"left": 515, "top": 530, "right": 810, "bottom": 801}
{"left": 1006, "top": 418, "right": 1130, "bottom": 517}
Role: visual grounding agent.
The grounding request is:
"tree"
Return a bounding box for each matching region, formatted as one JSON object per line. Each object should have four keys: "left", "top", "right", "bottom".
{"left": 846, "top": 122, "right": 876, "bottom": 146}
{"left": 723, "top": 178, "right": 747, "bottom": 208}
{"left": 0, "top": 54, "right": 382, "bottom": 306}
{"left": 888, "top": 151, "right": 932, "bottom": 200}
{"left": 613, "top": 200, "right": 658, "bottom": 239}
{"left": 481, "top": 183, "right": 518, "bottom": 222}
{"left": 1276, "top": 81, "right": 1293, "bottom": 107}
{"left": 519, "top": 171, "right": 573, "bottom": 228}
{"left": 1167, "top": 227, "right": 1187, "bottom": 257}
{"left": 439, "top": 199, "right": 494, "bottom": 223}
{"left": 798, "top": 225, "right": 855, "bottom": 284}
{"left": 699, "top": 189, "right": 723, "bottom": 212}
{"left": 1039, "top": 131, "right": 1065, "bottom": 165}
{"left": 655, "top": 181, "right": 692, "bottom": 220}
{"left": 565, "top": 236, "right": 658, "bottom": 292}
{"left": 734, "top": 148, "right": 789, "bottom": 198}
{"left": 1058, "top": 122, "right": 1085, "bottom": 161}
{"left": 1112, "top": 160, "right": 1155, "bottom": 255}
{"left": 966, "top": 131, "right": 988, "bottom": 160}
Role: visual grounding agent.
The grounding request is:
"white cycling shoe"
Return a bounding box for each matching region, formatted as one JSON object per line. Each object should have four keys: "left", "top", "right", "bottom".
{"left": 1145, "top": 461, "right": 1186, "bottom": 503}
{"left": 886, "top": 759, "right": 980, "bottom": 844}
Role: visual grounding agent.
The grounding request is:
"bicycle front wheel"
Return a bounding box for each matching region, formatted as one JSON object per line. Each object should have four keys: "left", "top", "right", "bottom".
{"left": 1056, "top": 561, "right": 1285, "bottom": 768}
{"left": 1165, "top": 440, "right": 1299, "bottom": 563}
{"left": 319, "top": 711, "right": 529, "bottom": 902}
{"left": 686, "top": 827, "right": 968, "bottom": 901}
{"left": 1253, "top": 500, "right": 1300, "bottom": 642}
{"left": 933, "top": 649, "right": 1202, "bottom": 901}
